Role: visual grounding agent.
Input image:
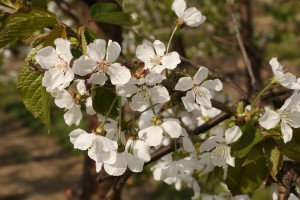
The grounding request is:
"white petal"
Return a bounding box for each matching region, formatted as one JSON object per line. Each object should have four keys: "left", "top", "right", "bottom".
{"left": 138, "top": 126, "right": 164, "bottom": 146}
{"left": 72, "top": 56, "right": 96, "bottom": 76}
{"left": 145, "top": 73, "right": 165, "bottom": 86}
{"left": 258, "top": 110, "right": 280, "bottom": 130}
{"left": 153, "top": 40, "right": 166, "bottom": 56}
{"left": 225, "top": 126, "right": 242, "bottom": 144}
{"left": 107, "top": 40, "right": 121, "bottom": 63}
{"left": 161, "top": 52, "right": 181, "bottom": 70}
{"left": 108, "top": 63, "right": 131, "bottom": 85}
{"left": 88, "top": 72, "right": 107, "bottom": 85}
{"left": 136, "top": 43, "right": 155, "bottom": 63}
{"left": 64, "top": 105, "right": 82, "bottom": 126}
{"left": 69, "top": 128, "right": 86, "bottom": 144}
{"left": 54, "top": 38, "right": 73, "bottom": 62}
{"left": 281, "top": 121, "right": 293, "bottom": 143}
{"left": 201, "top": 79, "right": 223, "bottom": 91}
{"left": 116, "top": 84, "right": 139, "bottom": 97}
{"left": 172, "top": 0, "right": 186, "bottom": 18}
{"left": 35, "top": 47, "right": 59, "bottom": 69}
{"left": 100, "top": 150, "right": 117, "bottom": 164}
{"left": 74, "top": 132, "right": 94, "bottom": 150}
{"left": 199, "top": 136, "right": 219, "bottom": 152}
{"left": 193, "top": 66, "right": 208, "bottom": 85}
{"left": 125, "top": 153, "right": 145, "bottom": 172}
{"left": 175, "top": 77, "right": 193, "bottom": 91}
{"left": 87, "top": 39, "right": 106, "bottom": 61}
{"left": 182, "top": 90, "right": 198, "bottom": 112}
{"left": 54, "top": 90, "right": 74, "bottom": 109}
{"left": 161, "top": 120, "right": 182, "bottom": 138}
{"left": 76, "top": 80, "right": 87, "bottom": 95}
{"left": 149, "top": 86, "right": 170, "bottom": 104}
{"left": 182, "top": 137, "right": 195, "bottom": 152}
{"left": 98, "top": 136, "right": 118, "bottom": 152}
{"left": 182, "top": 7, "right": 205, "bottom": 27}
{"left": 192, "top": 86, "right": 212, "bottom": 108}
{"left": 104, "top": 153, "right": 127, "bottom": 176}
{"left": 130, "top": 92, "right": 149, "bottom": 112}
{"left": 85, "top": 97, "right": 96, "bottom": 115}
{"left": 96, "top": 161, "right": 103, "bottom": 173}
{"left": 132, "top": 140, "right": 151, "bottom": 162}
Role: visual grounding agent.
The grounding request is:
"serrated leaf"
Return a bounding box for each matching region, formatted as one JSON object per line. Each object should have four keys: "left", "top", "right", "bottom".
{"left": 231, "top": 122, "right": 263, "bottom": 158}
{"left": 0, "top": 8, "right": 57, "bottom": 48}
{"left": 242, "top": 144, "right": 264, "bottom": 166}
{"left": 92, "top": 86, "right": 119, "bottom": 119}
{"left": 226, "top": 156, "right": 267, "bottom": 195}
{"left": 263, "top": 139, "right": 282, "bottom": 181}
{"left": 90, "top": 3, "right": 140, "bottom": 26}
{"left": 17, "top": 45, "right": 51, "bottom": 129}
{"left": 22, "top": 33, "right": 48, "bottom": 46}
{"left": 43, "top": 25, "right": 66, "bottom": 47}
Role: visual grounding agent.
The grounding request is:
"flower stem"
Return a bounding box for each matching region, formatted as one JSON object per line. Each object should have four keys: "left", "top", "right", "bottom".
{"left": 166, "top": 25, "right": 179, "bottom": 53}
{"left": 149, "top": 97, "right": 157, "bottom": 115}
{"left": 165, "top": 25, "right": 179, "bottom": 77}
{"left": 251, "top": 78, "right": 277, "bottom": 108}
{"left": 118, "top": 97, "right": 122, "bottom": 143}
{"left": 100, "top": 96, "right": 118, "bottom": 128}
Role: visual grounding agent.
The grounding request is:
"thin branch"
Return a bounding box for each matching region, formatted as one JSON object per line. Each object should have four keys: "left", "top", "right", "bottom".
{"left": 227, "top": 0, "right": 256, "bottom": 89}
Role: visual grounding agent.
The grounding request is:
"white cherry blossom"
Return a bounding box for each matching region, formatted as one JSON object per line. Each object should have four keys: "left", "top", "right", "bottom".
{"left": 69, "top": 128, "right": 118, "bottom": 166}
{"left": 54, "top": 80, "right": 95, "bottom": 126}
{"left": 35, "top": 38, "right": 74, "bottom": 92}
{"left": 175, "top": 66, "right": 223, "bottom": 111}
{"left": 259, "top": 93, "right": 300, "bottom": 143}
{"left": 270, "top": 57, "right": 300, "bottom": 90}
{"left": 136, "top": 40, "right": 181, "bottom": 73}
{"left": 116, "top": 73, "right": 170, "bottom": 112}
{"left": 200, "top": 126, "right": 242, "bottom": 167}
{"left": 72, "top": 39, "right": 131, "bottom": 85}
{"left": 172, "top": 0, "right": 206, "bottom": 27}
{"left": 138, "top": 118, "right": 182, "bottom": 147}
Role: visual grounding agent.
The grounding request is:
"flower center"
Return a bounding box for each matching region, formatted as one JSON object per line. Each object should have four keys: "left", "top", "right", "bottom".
{"left": 54, "top": 59, "right": 68, "bottom": 72}
{"left": 150, "top": 55, "right": 162, "bottom": 65}
{"left": 95, "top": 60, "right": 109, "bottom": 74}
{"left": 213, "top": 143, "right": 229, "bottom": 159}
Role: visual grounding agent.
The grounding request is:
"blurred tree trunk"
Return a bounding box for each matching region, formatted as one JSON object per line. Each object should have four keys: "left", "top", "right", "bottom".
{"left": 78, "top": 1, "right": 123, "bottom": 199}
{"left": 238, "top": 0, "right": 264, "bottom": 92}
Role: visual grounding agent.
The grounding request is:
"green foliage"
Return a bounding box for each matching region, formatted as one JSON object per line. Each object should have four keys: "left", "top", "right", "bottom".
{"left": 231, "top": 122, "right": 264, "bottom": 158}
{"left": 17, "top": 45, "right": 51, "bottom": 129}
{"left": 226, "top": 156, "right": 267, "bottom": 195}
{"left": 242, "top": 144, "right": 264, "bottom": 167}
{"left": 263, "top": 139, "right": 282, "bottom": 181}
{"left": 90, "top": 3, "right": 140, "bottom": 26}
{"left": 92, "top": 86, "right": 119, "bottom": 119}
{"left": 43, "top": 25, "right": 67, "bottom": 47}
{"left": 276, "top": 131, "right": 300, "bottom": 161}
{"left": 0, "top": 8, "right": 57, "bottom": 48}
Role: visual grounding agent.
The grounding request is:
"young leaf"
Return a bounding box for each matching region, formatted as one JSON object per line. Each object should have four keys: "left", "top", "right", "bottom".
{"left": 231, "top": 121, "right": 263, "bottom": 158}
{"left": 17, "top": 45, "right": 51, "bottom": 129}
{"left": 92, "top": 86, "right": 119, "bottom": 119}
{"left": 263, "top": 139, "right": 283, "bottom": 181}
{"left": 0, "top": 8, "right": 57, "bottom": 48}
{"left": 43, "top": 25, "right": 67, "bottom": 47}
{"left": 90, "top": 3, "right": 139, "bottom": 26}
{"left": 242, "top": 144, "right": 264, "bottom": 166}
{"left": 226, "top": 156, "right": 267, "bottom": 195}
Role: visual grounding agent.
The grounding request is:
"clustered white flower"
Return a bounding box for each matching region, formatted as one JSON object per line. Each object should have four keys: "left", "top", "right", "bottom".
{"left": 32, "top": 0, "right": 288, "bottom": 199}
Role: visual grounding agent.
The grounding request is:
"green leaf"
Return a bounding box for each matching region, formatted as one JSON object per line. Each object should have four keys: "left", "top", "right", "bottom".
{"left": 242, "top": 144, "right": 264, "bottom": 166}
{"left": 17, "top": 45, "right": 51, "bottom": 129}
{"left": 263, "top": 139, "right": 283, "bottom": 181}
{"left": 81, "top": 28, "right": 88, "bottom": 55}
{"left": 226, "top": 156, "right": 267, "bottom": 195}
{"left": 92, "top": 86, "right": 119, "bottom": 119}
{"left": 43, "top": 25, "right": 67, "bottom": 47}
{"left": 276, "top": 136, "right": 300, "bottom": 161}
{"left": 231, "top": 122, "right": 263, "bottom": 158}
{"left": 0, "top": 8, "right": 57, "bottom": 48}
{"left": 27, "top": 0, "right": 48, "bottom": 9}
{"left": 90, "top": 3, "right": 140, "bottom": 26}
{"left": 84, "top": 28, "right": 98, "bottom": 44}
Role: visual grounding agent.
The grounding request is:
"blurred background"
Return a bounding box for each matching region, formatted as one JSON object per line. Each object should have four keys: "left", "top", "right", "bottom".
{"left": 0, "top": 0, "right": 300, "bottom": 199}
